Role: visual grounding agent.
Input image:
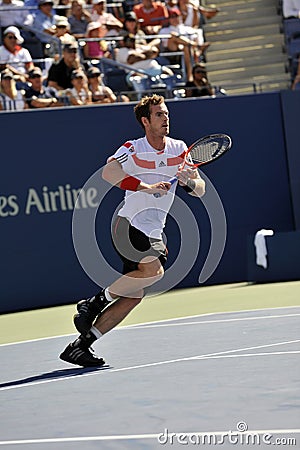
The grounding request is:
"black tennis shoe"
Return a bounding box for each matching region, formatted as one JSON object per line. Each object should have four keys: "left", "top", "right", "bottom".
{"left": 59, "top": 343, "right": 105, "bottom": 367}
{"left": 73, "top": 290, "right": 109, "bottom": 335}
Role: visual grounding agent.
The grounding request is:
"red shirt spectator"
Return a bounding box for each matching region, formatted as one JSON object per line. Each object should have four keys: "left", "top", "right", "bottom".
{"left": 133, "top": 0, "right": 168, "bottom": 33}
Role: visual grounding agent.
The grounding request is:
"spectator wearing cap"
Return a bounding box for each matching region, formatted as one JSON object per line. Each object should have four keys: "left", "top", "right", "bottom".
{"left": 24, "top": 66, "right": 63, "bottom": 107}
{"left": 122, "top": 11, "right": 155, "bottom": 47}
{"left": 86, "top": 65, "right": 115, "bottom": 102}
{"left": 83, "top": 21, "right": 110, "bottom": 59}
{"left": 0, "top": 68, "right": 27, "bottom": 110}
{"left": 30, "top": 0, "right": 61, "bottom": 45}
{"left": 104, "top": 16, "right": 123, "bottom": 37}
{"left": 185, "top": 62, "right": 214, "bottom": 97}
{"left": 67, "top": 68, "right": 92, "bottom": 105}
{"left": 46, "top": 16, "right": 77, "bottom": 58}
{"left": 0, "top": 0, "right": 29, "bottom": 29}
{"left": 68, "top": 0, "right": 91, "bottom": 39}
{"left": 0, "top": 26, "right": 34, "bottom": 82}
{"left": 47, "top": 41, "right": 83, "bottom": 90}
{"left": 133, "top": 0, "right": 169, "bottom": 35}
{"left": 159, "top": 7, "right": 210, "bottom": 81}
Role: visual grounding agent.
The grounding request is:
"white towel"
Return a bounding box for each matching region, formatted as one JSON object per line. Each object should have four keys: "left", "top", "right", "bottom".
{"left": 254, "top": 229, "right": 274, "bottom": 269}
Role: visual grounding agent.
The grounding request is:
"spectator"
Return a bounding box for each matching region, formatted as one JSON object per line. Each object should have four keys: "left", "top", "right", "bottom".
{"left": 103, "top": 16, "right": 124, "bottom": 37}
{"left": 0, "top": 26, "right": 34, "bottom": 82}
{"left": 0, "top": 0, "right": 29, "bottom": 29}
{"left": 122, "top": 11, "right": 160, "bottom": 48}
{"left": 66, "top": 67, "right": 92, "bottom": 105}
{"left": 47, "top": 15, "right": 77, "bottom": 58}
{"left": 133, "top": 0, "right": 169, "bottom": 34}
{"left": 55, "top": 15, "right": 76, "bottom": 43}
{"left": 0, "top": 68, "right": 27, "bottom": 110}
{"left": 185, "top": 62, "right": 214, "bottom": 97}
{"left": 24, "top": 66, "right": 62, "bottom": 107}
{"left": 47, "top": 41, "right": 83, "bottom": 90}
{"left": 283, "top": 0, "right": 300, "bottom": 19}
{"left": 116, "top": 33, "right": 173, "bottom": 77}
{"left": 87, "top": 65, "right": 116, "bottom": 102}
{"left": 159, "top": 7, "right": 210, "bottom": 80}
{"left": 83, "top": 21, "right": 110, "bottom": 59}
{"left": 68, "top": 0, "right": 91, "bottom": 39}
{"left": 91, "top": 0, "right": 121, "bottom": 27}
{"left": 86, "top": 64, "right": 130, "bottom": 102}
{"left": 30, "top": 0, "right": 60, "bottom": 46}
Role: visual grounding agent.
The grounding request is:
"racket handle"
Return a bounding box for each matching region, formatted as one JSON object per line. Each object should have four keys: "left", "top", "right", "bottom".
{"left": 153, "top": 176, "right": 178, "bottom": 198}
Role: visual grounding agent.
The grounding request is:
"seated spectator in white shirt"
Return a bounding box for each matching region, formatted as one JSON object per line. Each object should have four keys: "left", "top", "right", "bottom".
{"left": 0, "top": 26, "right": 34, "bottom": 82}
{"left": 159, "top": 7, "right": 209, "bottom": 81}
{"left": 116, "top": 33, "right": 173, "bottom": 77}
{"left": 91, "top": 0, "right": 120, "bottom": 27}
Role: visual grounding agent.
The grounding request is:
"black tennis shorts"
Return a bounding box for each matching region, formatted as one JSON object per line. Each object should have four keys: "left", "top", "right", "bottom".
{"left": 112, "top": 216, "right": 168, "bottom": 274}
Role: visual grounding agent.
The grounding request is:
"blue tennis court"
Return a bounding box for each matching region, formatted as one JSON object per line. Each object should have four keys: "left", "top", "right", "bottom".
{"left": 1, "top": 306, "right": 299, "bottom": 449}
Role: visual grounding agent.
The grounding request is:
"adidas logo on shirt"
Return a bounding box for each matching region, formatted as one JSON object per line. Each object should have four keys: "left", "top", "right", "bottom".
{"left": 159, "top": 161, "right": 166, "bottom": 167}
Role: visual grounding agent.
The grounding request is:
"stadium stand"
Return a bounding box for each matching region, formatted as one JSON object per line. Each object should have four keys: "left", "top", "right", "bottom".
{"left": 203, "top": 0, "right": 291, "bottom": 94}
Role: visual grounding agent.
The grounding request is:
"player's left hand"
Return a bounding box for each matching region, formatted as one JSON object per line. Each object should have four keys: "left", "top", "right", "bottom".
{"left": 176, "top": 168, "right": 197, "bottom": 185}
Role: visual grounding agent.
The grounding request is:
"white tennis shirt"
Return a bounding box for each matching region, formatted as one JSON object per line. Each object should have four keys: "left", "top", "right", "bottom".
{"left": 112, "top": 136, "right": 188, "bottom": 238}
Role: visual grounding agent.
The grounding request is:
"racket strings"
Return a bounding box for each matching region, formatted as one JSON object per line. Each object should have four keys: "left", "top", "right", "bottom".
{"left": 190, "top": 137, "right": 230, "bottom": 163}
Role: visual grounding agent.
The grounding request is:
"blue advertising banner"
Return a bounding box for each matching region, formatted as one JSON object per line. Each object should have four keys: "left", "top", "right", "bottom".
{"left": 0, "top": 93, "right": 295, "bottom": 312}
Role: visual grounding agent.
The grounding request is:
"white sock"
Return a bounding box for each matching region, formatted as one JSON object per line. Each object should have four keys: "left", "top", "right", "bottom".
{"left": 105, "top": 287, "right": 117, "bottom": 303}
{"left": 90, "top": 326, "right": 102, "bottom": 340}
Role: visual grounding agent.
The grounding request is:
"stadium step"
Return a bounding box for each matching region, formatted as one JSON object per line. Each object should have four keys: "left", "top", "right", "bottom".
{"left": 203, "top": 0, "right": 288, "bottom": 94}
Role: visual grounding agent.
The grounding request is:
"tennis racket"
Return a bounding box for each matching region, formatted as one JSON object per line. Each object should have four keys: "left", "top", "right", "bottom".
{"left": 154, "top": 133, "right": 232, "bottom": 197}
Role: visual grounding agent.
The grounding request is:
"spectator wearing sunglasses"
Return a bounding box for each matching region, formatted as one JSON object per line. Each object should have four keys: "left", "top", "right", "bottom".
{"left": 47, "top": 41, "right": 83, "bottom": 91}
{"left": 0, "top": 26, "right": 34, "bottom": 82}
{"left": 67, "top": 68, "right": 92, "bottom": 105}
{"left": 185, "top": 62, "right": 214, "bottom": 97}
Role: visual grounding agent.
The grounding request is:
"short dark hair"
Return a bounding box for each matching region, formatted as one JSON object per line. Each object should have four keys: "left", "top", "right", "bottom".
{"left": 134, "top": 94, "right": 165, "bottom": 130}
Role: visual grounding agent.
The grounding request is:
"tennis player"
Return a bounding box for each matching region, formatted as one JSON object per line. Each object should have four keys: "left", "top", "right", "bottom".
{"left": 60, "top": 94, "right": 205, "bottom": 367}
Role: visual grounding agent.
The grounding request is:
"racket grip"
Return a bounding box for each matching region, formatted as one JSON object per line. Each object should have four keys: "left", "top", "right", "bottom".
{"left": 153, "top": 176, "right": 178, "bottom": 198}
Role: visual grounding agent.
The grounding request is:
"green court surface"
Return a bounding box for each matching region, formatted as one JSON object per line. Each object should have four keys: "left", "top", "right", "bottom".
{"left": 0, "top": 281, "right": 299, "bottom": 345}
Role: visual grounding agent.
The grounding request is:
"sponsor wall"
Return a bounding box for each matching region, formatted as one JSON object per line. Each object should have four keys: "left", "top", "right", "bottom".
{"left": 0, "top": 92, "right": 298, "bottom": 313}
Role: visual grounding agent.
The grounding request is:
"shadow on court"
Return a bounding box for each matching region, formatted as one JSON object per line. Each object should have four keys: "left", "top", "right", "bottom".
{"left": 0, "top": 365, "right": 110, "bottom": 389}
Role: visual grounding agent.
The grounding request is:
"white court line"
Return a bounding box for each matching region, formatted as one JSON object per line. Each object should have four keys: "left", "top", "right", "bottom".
{"left": 1, "top": 339, "right": 299, "bottom": 392}
{"left": 1, "top": 306, "right": 300, "bottom": 347}
{"left": 130, "top": 313, "right": 300, "bottom": 330}
{"left": 0, "top": 429, "right": 299, "bottom": 446}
